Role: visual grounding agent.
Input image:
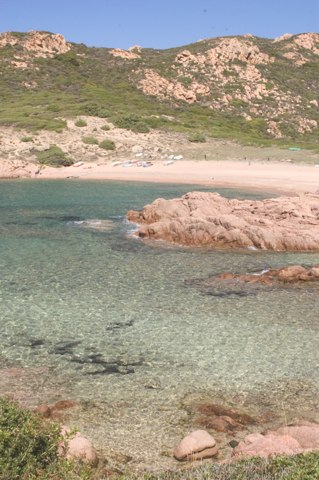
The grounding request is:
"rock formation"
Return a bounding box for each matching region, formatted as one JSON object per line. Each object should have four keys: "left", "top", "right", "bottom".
{"left": 127, "top": 192, "right": 319, "bottom": 252}
{"left": 216, "top": 265, "right": 319, "bottom": 285}
{"left": 233, "top": 422, "right": 319, "bottom": 458}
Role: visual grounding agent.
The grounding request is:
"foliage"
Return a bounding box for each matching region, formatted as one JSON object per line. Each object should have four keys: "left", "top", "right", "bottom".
{"left": 99, "top": 139, "right": 116, "bottom": 150}
{"left": 119, "top": 453, "right": 319, "bottom": 480}
{"left": 100, "top": 124, "right": 110, "bottom": 131}
{"left": 33, "top": 145, "right": 74, "bottom": 167}
{"left": 114, "top": 114, "right": 150, "bottom": 133}
{"left": 188, "top": 132, "right": 206, "bottom": 143}
{"left": 20, "top": 136, "right": 33, "bottom": 142}
{"left": 75, "top": 119, "right": 87, "bottom": 127}
{"left": 0, "top": 396, "right": 93, "bottom": 480}
{"left": 82, "top": 136, "right": 99, "bottom": 145}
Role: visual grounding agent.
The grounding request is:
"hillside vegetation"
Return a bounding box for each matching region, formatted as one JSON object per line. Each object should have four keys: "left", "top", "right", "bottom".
{"left": 0, "top": 30, "right": 318, "bottom": 151}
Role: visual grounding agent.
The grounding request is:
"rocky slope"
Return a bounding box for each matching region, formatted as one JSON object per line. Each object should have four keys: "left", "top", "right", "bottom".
{"left": 127, "top": 192, "right": 319, "bottom": 251}
{"left": 0, "top": 30, "right": 318, "bottom": 147}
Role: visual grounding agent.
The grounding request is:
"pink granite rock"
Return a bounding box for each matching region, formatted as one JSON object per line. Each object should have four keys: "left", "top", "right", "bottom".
{"left": 174, "top": 429, "right": 218, "bottom": 461}
{"left": 127, "top": 192, "right": 319, "bottom": 251}
{"left": 59, "top": 426, "right": 97, "bottom": 464}
{"left": 233, "top": 422, "right": 319, "bottom": 459}
{"left": 233, "top": 432, "right": 302, "bottom": 458}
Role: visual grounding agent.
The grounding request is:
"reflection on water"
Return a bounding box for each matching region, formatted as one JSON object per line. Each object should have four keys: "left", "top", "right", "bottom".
{"left": 0, "top": 180, "right": 319, "bottom": 470}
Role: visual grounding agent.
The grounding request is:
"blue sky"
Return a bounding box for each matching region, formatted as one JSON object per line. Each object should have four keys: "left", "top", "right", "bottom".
{"left": 0, "top": 0, "right": 318, "bottom": 49}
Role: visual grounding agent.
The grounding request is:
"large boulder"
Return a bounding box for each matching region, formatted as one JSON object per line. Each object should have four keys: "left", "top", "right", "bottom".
{"left": 127, "top": 192, "right": 319, "bottom": 251}
{"left": 174, "top": 429, "right": 218, "bottom": 461}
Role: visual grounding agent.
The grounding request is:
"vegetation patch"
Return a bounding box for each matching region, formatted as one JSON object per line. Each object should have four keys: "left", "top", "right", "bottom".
{"left": 101, "top": 124, "right": 110, "bottom": 131}
{"left": 75, "top": 119, "right": 87, "bottom": 127}
{"left": 0, "top": 396, "right": 93, "bottom": 480}
{"left": 33, "top": 144, "right": 74, "bottom": 167}
{"left": 20, "top": 136, "right": 33, "bottom": 142}
{"left": 188, "top": 132, "right": 206, "bottom": 143}
{"left": 99, "top": 139, "right": 116, "bottom": 150}
{"left": 82, "top": 136, "right": 99, "bottom": 145}
{"left": 114, "top": 114, "right": 150, "bottom": 133}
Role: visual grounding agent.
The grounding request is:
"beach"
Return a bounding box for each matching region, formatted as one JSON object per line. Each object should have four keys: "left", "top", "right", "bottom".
{"left": 33, "top": 159, "right": 319, "bottom": 195}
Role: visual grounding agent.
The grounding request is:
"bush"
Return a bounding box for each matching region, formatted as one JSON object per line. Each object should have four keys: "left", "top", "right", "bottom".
{"left": 75, "top": 119, "right": 87, "bottom": 127}
{"left": 82, "top": 136, "right": 99, "bottom": 145}
{"left": 33, "top": 145, "right": 74, "bottom": 167}
{"left": 0, "top": 397, "right": 93, "bottom": 479}
{"left": 101, "top": 124, "right": 110, "bottom": 131}
{"left": 81, "top": 103, "right": 109, "bottom": 118}
{"left": 21, "top": 136, "right": 33, "bottom": 142}
{"left": 188, "top": 132, "right": 206, "bottom": 143}
{"left": 114, "top": 114, "right": 150, "bottom": 133}
{"left": 99, "top": 139, "right": 116, "bottom": 150}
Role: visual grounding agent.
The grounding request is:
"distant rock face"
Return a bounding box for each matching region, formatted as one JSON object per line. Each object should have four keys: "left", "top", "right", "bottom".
{"left": 0, "top": 31, "right": 70, "bottom": 58}
{"left": 110, "top": 48, "right": 140, "bottom": 59}
{"left": 127, "top": 192, "right": 319, "bottom": 251}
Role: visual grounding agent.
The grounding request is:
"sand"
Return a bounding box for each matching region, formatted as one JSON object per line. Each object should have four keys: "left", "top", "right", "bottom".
{"left": 28, "top": 159, "right": 319, "bottom": 195}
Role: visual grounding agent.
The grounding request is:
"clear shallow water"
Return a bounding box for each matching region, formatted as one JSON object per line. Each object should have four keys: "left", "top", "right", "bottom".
{"left": 1, "top": 180, "right": 319, "bottom": 470}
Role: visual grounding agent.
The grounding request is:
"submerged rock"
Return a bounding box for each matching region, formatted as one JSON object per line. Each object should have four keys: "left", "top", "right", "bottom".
{"left": 174, "top": 429, "right": 218, "bottom": 461}
{"left": 127, "top": 192, "right": 319, "bottom": 251}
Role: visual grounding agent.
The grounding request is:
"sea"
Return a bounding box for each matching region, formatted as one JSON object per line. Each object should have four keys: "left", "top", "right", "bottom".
{"left": 1, "top": 179, "right": 319, "bottom": 471}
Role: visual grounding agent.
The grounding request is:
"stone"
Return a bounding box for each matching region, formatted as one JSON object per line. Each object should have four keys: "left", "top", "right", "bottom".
{"left": 174, "top": 429, "right": 218, "bottom": 461}
{"left": 59, "top": 426, "right": 97, "bottom": 464}
{"left": 132, "top": 145, "right": 143, "bottom": 154}
{"left": 233, "top": 422, "right": 319, "bottom": 459}
{"left": 35, "top": 404, "right": 52, "bottom": 418}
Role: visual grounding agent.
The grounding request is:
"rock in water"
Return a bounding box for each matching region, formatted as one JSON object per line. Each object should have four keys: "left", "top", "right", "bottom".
{"left": 127, "top": 192, "right": 319, "bottom": 251}
{"left": 174, "top": 429, "right": 218, "bottom": 461}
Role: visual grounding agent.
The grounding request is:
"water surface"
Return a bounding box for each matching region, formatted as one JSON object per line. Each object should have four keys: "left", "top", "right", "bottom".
{"left": 1, "top": 180, "right": 318, "bottom": 470}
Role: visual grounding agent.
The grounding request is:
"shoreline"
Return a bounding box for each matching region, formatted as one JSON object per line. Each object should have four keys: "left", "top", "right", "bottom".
{"left": 3, "top": 159, "right": 319, "bottom": 195}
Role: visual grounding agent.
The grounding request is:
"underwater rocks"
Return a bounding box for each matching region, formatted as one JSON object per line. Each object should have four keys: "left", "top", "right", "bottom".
{"left": 216, "top": 265, "right": 319, "bottom": 285}
{"left": 233, "top": 422, "right": 319, "bottom": 458}
{"left": 127, "top": 192, "right": 319, "bottom": 251}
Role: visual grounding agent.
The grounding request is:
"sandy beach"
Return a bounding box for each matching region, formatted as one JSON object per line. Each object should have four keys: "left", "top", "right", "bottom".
{"left": 30, "top": 159, "right": 319, "bottom": 195}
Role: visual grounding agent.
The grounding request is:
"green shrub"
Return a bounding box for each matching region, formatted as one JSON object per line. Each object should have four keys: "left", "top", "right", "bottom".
{"left": 75, "top": 119, "right": 87, "bottom": 127}
{"left": 82, "top": 136, "right": 99, "bottom": 145}
{"left": 0, "top": 396, "right": 93, "bottom": 479}
{"left": 99, "top": 139, "right": 116, "bottom": 150}
{"left": 188, "top": 132, "right": 206, "bottom": 143}
{"left": 21, "top": 136, "right": 33, "bottom": 142}
{"left": 33, "top": 145, "right": 74, "bottom": 167}
{"left": 114, "top": 114, "right": 150, "bottom": 133}
{"left": 81, "top": 103, "right": 109, "bottom": 118}
{"left": 101, "top": 124, "right": 110, "bottom": 131}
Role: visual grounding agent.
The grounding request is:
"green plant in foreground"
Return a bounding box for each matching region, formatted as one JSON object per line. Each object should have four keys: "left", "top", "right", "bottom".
{"left": 33, "top": 145, "right": 74, "bottom": 167}
{"left": 82, "top": 136, "right": 99, "bottom": 145}
{"left": 188, "top": 132, "right": 206, "bottom": 143}
{"left": 0, "top": 396, "right": 93, "bottom": 480}
{"left": 99, "top": 139, "right": 116, "bottom": 150}
{"left": 75, "top": 119, "right": 88, "bottom": 127}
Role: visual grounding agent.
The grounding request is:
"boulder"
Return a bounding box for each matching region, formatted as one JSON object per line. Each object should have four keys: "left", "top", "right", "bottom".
{"left": 233, "top": 422, "right": 319, "bottom": 459}
{"left": 59, "top": 426, "right": 97, "bottom": 464}
{"left": 174, "top": 429, "right": 218, "bottom": 461}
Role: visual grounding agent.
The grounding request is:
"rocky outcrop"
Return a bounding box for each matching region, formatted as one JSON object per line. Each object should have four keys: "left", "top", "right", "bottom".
{"left": 0, "top": 31, "right": 70, "bottom": 58}
{"left": 127, "top": 192, "right": 319, "bottom": 251}
{"left": 59, "top": 426, "right": 98, "bottom": 464}
{"left": 174, "top": 430, "right": 218, "bottom": 461}
{"left": 110, "top": 48, "right": 140, "bottom": 59}
{"left": 233, "top": 422, "right": 319, "bottom": 459}
{"left": 215, "top": 265, "right": 319, "bottom": 285}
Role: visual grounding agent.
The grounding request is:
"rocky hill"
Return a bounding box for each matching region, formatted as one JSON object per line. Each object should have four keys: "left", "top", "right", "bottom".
{"left": 0, "top": 30, "right": 319, "bottom": 149}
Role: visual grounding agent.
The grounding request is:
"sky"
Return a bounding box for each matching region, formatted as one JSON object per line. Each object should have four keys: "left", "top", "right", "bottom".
{"left": 0, "top": 0, "right": 318, "bottom": 49}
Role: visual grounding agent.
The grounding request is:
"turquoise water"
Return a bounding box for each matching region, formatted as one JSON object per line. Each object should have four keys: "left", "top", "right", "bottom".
{"left": 1, "top": 179, "right": 319, "bottom": 470}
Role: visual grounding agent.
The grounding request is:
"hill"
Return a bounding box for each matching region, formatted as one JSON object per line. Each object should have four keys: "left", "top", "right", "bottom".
{"left": 0, "top": 30, "right": 319, "bottom": 167}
